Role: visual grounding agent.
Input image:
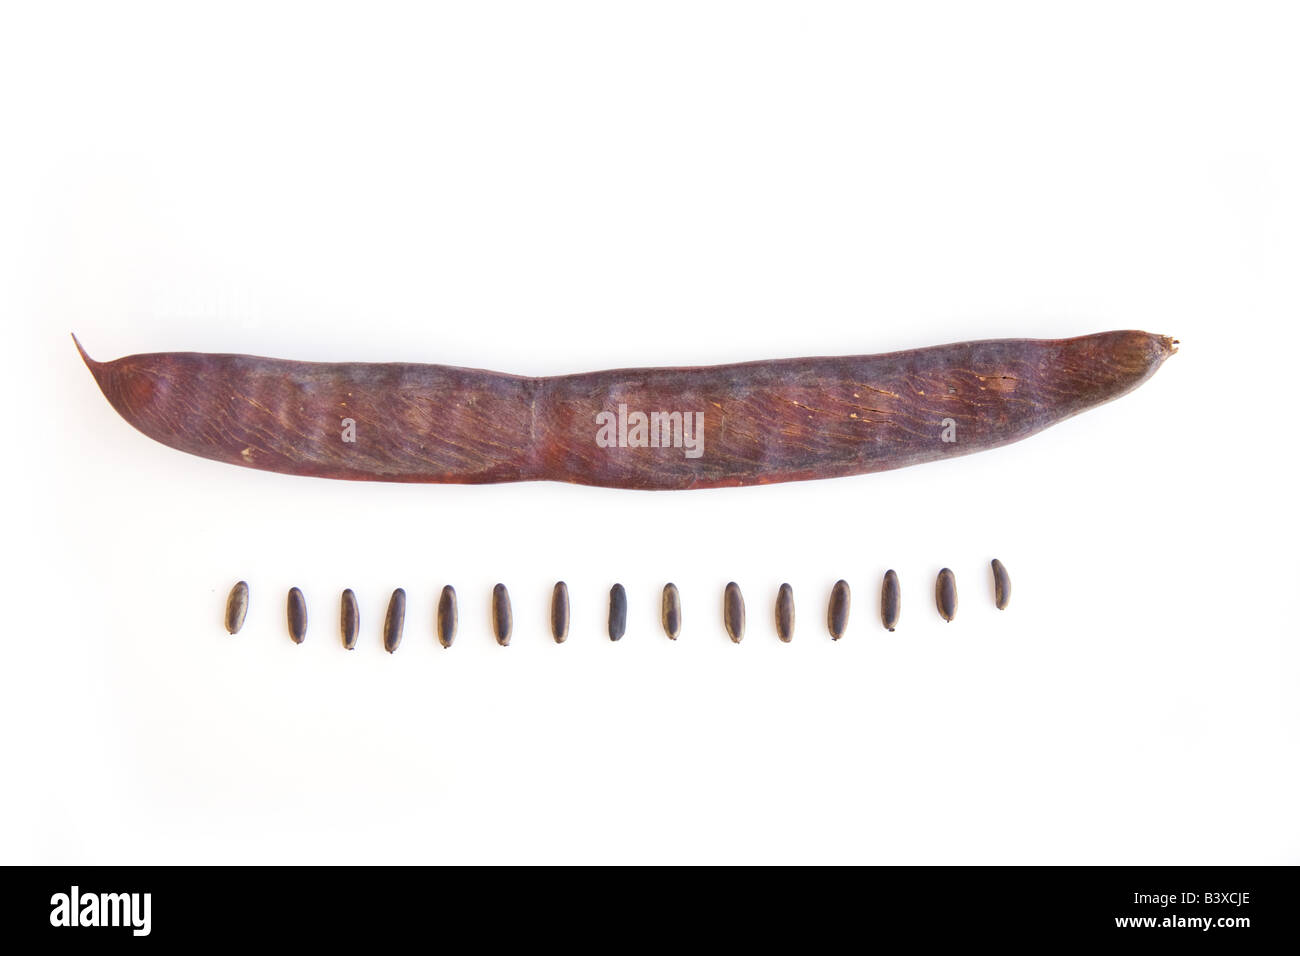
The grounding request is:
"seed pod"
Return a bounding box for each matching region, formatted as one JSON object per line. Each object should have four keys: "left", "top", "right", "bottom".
{"left": 991, "top": 558, "right": 1011, "bottom": 610}
{"left": 287, "top": 587, "right": 307, "bottom": 643}
{"left": 608, "top": 584, "right": 627, "bottom": 641}
{"left": 661, "top": 583, "right": 681, "bottom": 640}
{"left": 828, "top": 579, "right": 851, "bottom": 640}
{"left": 775, "top": 583, "right": 795, "bottom": 642}
{"left": 383, "top": 588, "right": 406, "bottom": 653}
{"left": 340, "top": 589, "right": 359, "bottom": 650}
{"left": 881, "top": 570, "right": 900, "bottom": 632}
{"left": 224, "top": 581, "right": 249, "bottom": 635}
{"left": 437, "top": 586, "right": 457, "bottom": 648}
{"left": 492, "top": 584, "right": 512, "bottom": 646}
{"left": 551, "top": 581, "right": 570, "bottom": 643}
{"left": 76, "top": 331, "right": 1176, "bottom": 490}
{"left": 935, "top": 569, "right": 957, "bottom": 622}
{"left": 723, "top": 582, "right": 745, "bottom": 643}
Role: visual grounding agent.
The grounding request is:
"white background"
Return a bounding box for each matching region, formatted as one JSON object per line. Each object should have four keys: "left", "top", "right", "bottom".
{"left": 2, "top": 2, "right": 1296, "bottom": 864}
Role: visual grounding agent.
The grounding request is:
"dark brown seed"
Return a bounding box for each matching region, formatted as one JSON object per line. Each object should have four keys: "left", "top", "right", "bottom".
{"left": 775, "top": 583, "right": 795, "bottom": 642}
{"left": 991, "top": 558, "right": 1011, "bottom": 610}
{"left": 287, "top": 587, "right": 307, "bottom": 643}
{"left": 224, "top": 581, "right": 249, "bottom": 635}
{"left": 828, "top": 579, "right": 851, "bottom": 640}
{"left": 340, "top": 589, "right": 359, "bottom": 650}
{"left": 551, "top": 581, "right": 570, "bottom": 643}
{"left": 383, "top": 588, "right": 406, "bottom": 653}
{"left": 437, "top": 586, "right": 457, "bottom": 648}
{"left": 936, "top": 568, "right": 957, "bottom": 622}
{"left": 661, "top": 583, "right": 681, "bottom": 640}
{"left": 723, "top": 582, "right": 745, "bottom": 643}
{"left": 492, "top": 583, "right": 512, "bottom": 646}
{"left": 881, "top": 570, "right": 900, "bottom": 631}
{"left": 608, "top": 584, "right": 627, "bottom": 641}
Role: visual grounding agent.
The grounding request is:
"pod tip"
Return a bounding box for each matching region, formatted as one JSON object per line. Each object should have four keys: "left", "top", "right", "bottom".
{"left": 71, "top": 332, "right": 95, "bottom": 367}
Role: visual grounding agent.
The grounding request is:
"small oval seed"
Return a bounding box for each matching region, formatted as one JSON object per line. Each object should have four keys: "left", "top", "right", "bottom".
{"left": 936, "top": 568, "right": 957, "bottom": 622}
{"left": 991, "top": 558, "right": 1011, "bottom": 610}
{"left": 828, "top": 579, "right": 851, "bottom": 640}
{"left": 224, "top": 581, "right": 249, "bottom": 635}
{"left": 287, "top": 587, "right": 307, "bottom": 643}
{"left": 551, "top": 581, "right": 570, "bottom": 643}
{"left": 492, "top": 584, "right": 512, "bottom": 646}
{"left": 383, "top": 588, "right": 406, "bottom": 653}
{"left": 661, "top": 583, "right": 681, "bottom": 640}
{"left": 608, "top": 584, "right": 627, "bottom": 641}
{"left": 775, "top": 583, "right": 795, "bottom": 642}
{"left": 340, "top": 589, "right": 359, "bottom": 649}
{"left": 881, "top": 570, "right": 901, "bottom": 631}
{"left": 723, "top": 582, "right": 745, "bottom": 643}
{"left": 437, "top": 586, "right": 457, "bottom": 648}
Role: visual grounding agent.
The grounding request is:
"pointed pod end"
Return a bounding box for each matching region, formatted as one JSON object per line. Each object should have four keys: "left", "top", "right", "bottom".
{"left": 72, "top": 333, "right": 98, "bottom": 369}
{"left": 72, "top": 333, "right": 116, "bottom": 399}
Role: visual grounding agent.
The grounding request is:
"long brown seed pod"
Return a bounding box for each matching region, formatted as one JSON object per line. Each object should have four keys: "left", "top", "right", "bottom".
{"left": 551, "top": 582, "right": 570, "bottom": 644}
{"left": 724, "top": 582, "right": 745, "bottom": 643}
{"left": 881, "top": 570, "right": 900, "bottom": 632}
{"left": 340, "top": 589, "right": 359, "bottom": 650}
{"left": 383, "top": 588, "right": 406, "bottom": 653}
{"left": 287, "top": 587, "right": 307, "bottom": 644}
{"left": 224, "top": 581, "right": 249, "bottom": 635}
{"left": 437, "top": 586, "right": 457, "bottom": 648}
{"left": 661, "top": 583, "right": 681, "bottom": 640}
{"left": 75, "top": 331, "right": 1175, "bottom": 490}
{"left": 991, "top": 559, "right": 1011, "bottom": 610}
{"left": 828, "top": 579, "right": 851, "bottom": 640}
{"left": 775, "top": 583, "right": 795, "bottom": 642}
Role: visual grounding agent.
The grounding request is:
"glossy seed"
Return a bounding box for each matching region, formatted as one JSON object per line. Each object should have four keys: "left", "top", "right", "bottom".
{"left": 775, "top": 583, "right": 795, "bottom": 642}
{"left": 548, "top": 581, "right": 569, "bottom": 643}
{"left": 340, "top": 589, "right": 359, "bottom": 649}
{"left": 437, "top": 586, "right": 457, "bottom": 648}
{"left": 661, "top": 583, "right": 681, "bottom": 640}
{"left": 828, "top": 579, "right": 851, "bottom": 640}
{"left": 492, "top": 583, "right": 512, "bottom": 646}
{"left": 991, "top": 558, "right": 1011, "bottom": 610}
{"left": 224, "top": 580, "right": 249, "bottom": 634}
{"left": 287, "top": 587, "right": 307, "bottom": 643}
{"left": 936, "top": 568, "right": 957, "bottom": 622}
{"left": 881, "top": 570, "right": 900, "bottom": 631}
{"left": 723, "top": 582, "right": 745, "bottom": 643}
{"left": 608, "top": 584, "right": 627, "bottom": 641}
{"left": 383, "top": 588, "right": 406, "bottom": 653}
